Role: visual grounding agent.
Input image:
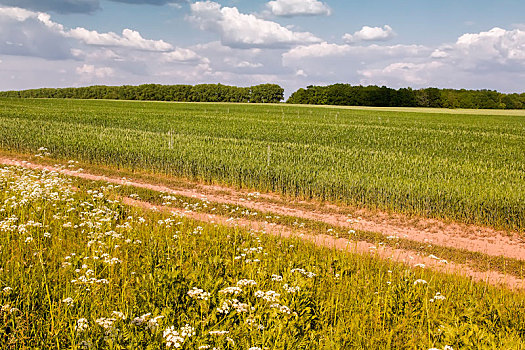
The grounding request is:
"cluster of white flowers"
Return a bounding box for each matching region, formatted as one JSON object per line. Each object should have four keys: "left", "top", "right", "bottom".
{"left": 131, "top": 313, "right": 153, "bottom": 326}
{"left": 234, "top": 246, "right": 265, "bottom": 261}
{"left": 270, "top": 303, "right": 292, "bottom": 315}
{"left": 0, "top": 216, "right": 19, "bottom": 232}
{"left": 292, "top": 221, "right": 306, "bottom": 228}
{"left": 219, "top": 286, "right": 243, "bottom": 295}
{"left": 191, "top": 226, "right": 204, "bottom": 235}
{"left": 414, "top": 279, "right": 428, "bottom": 285}
{"left": 163, "top": 327, "right": 184, "bottom": 349}
{"left": 245, "top": 317, "right": 265, "bottom": 330}
{"left": 112, "top": 311, "right": 126, "bottom": 320}
{"left": 217, "top": 299, "right": 252, "bottom": 314}
{"left": 188, "top": 287, "right": 210, "bottom": 301}
{"left": 271, "top": 274, "right": 283, "bottom": 281}
{"left": 157, "top": 217, "right": 179, "bottom": 228}
{"left": 255, "top": 290, "right": 280, "bottom": 303}
{"left": 1, "top": 304, "right": 20, "bottom": 314}
{"left": 163, "top": 324, "right": 195, "bottom": 348}
{"left": 71, "top": 270, "right": 109, "bottom": 285}
{"left": 430, "top": 292, "right": 446, "bottom": 303}
{"left": 76, "top": 318, "right": 89, "bottom": 333}
{"left": 291, "top": 268, "right": 316, "bottom": 278}
{"left": 34, "top": 146, "right": 51, "bottom": 158}
{"left": 129, "top": 313, "right": 165, "bottom": 331}
{"left": 283, "top": 284, "right": 300, "bottom": 294}
{"left": 237, "top": 279, "right": 257, "bottom": 287}
{"left": 147, "top": 315, "right": 165, "bottom": 332}
{"left": 95, "top": 317, "right": 116, "bottom": 330}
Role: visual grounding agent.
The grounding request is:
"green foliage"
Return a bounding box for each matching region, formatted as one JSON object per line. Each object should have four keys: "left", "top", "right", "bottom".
{"left": 287, "top": 84, "right": 525, "bottom": 110}
{"left": 0, "top": 83, "right": 284, "bottom": 104}
{"left": 1, "top": 165, "right": 525, "bottom": 349}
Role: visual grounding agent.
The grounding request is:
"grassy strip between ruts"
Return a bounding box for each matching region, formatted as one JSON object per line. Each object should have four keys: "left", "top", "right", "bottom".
{"left": 71, "top": 176, "right": 525, "bottom": 282}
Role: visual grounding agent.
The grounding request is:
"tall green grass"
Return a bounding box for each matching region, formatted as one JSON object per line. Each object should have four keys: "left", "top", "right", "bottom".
{"left": 0, "top": 98, "right": 524, "bottom": 231}
{"left": 1, "top": 165, "right": 525, "bottom": 349}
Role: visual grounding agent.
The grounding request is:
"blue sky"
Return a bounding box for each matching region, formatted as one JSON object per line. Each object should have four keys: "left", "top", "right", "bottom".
{"left": 1, "top": 0, "right": 525, "bottom": 95}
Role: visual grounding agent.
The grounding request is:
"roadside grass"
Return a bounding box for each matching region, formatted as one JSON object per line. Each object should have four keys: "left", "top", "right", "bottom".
{"left": 1, "top": 165, "right": 525, "bottom": 349}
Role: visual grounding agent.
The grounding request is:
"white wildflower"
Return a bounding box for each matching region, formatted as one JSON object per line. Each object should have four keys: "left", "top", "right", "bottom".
{"left": 131, "top": 313, "right": 151, "bottom": 326}
{"left": 188, "top": 287, "right": 210, "bottom": 301}
{"left": 237, "top": 279, "right": 257, "bottom": 287}
{"left": 148, "top": 315, "right": 165, "bottom": 332}
{"left": 271, "top": 274, "right": 282, "bottom": 281}
{"left": 283, "top": 284, "right": 300, "bottom": 293}
{"left": 76, "top": 318, "right": 89, "bottom": 333}
{"left": 219, "top": 286, "right": 243, "bottom": 295}
{"left": 255, "top": 290, "right": 280, "bottom": 303}
{"left": 163, "top": 326, "right": 184, "bottom": 348}
{"left": 112, "top": 311, "right": 126, "bottom": 320}
{"left": 95, "top": 317, "right": 116, "bottom": 330}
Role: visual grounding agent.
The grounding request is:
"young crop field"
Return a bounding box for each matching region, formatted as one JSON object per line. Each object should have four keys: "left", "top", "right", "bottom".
{"left": 2, "top": 165, "right": 525, "bottom": 349}
{"left": 0, "top": 98, "right": 523, "bottom": 231}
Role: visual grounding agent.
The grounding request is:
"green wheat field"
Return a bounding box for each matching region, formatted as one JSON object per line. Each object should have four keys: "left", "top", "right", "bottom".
{"left": 1, "top": 98, "right": 524, "bottom": 231}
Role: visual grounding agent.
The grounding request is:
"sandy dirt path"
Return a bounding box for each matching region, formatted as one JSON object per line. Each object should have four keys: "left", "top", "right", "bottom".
{"left": 2, "top": 156, "right": 525, "bottom": 289}
{"left": 2, "top": 156, "right": 523, "bottom": 261}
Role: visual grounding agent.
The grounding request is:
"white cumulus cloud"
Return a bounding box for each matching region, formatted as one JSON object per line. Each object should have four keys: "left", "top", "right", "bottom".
{"left": 456, "top": 27, "right": 525, "bottom": 62}
{"left": 0, "top": 6, "right": 72, "bottom": 59}
{"left": 283, "top": 42, "right": 427, "bottom": 62}
{"left": 161, "top": 47, "right": 202, "bottom": 62}
{"left": 430, "top": 49, "right": 449, "bottom": 58}
{"left": 266, "top": 0, "right": 331, "bottom": 17}
{"left": 343, "top": 25, "right": 395, "bottom": 43}
{"left": 76, "top": 64, "right": 115, "bottom": 78}
{"left": 359, "top": 61, "right": 445, "bottom": 86}
{"left": 67, "top": 28, "right": 173, "bottom": 51}
{"left": 188, "top": 1, "right": 321, "bottom": 48}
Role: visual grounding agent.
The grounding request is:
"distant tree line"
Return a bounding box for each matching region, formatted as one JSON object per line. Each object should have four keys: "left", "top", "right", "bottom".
{"left": 287, "top": 84, "right": 525, "bottom": 109}
{"left": 0, "top": 83, "right": 285, "bottom": 103}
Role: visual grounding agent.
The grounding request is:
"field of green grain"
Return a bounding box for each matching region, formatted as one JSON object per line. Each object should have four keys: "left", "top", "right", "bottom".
{"left": 0, "top": 98, "right": 524, "bottom": 231}
{"left": 2, "top": 165, "right": 525, "bottom": 349}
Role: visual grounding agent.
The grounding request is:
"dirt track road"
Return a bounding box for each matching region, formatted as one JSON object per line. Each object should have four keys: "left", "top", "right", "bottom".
{"left": 2, "top": 156, "right": 524, "bottom": 289}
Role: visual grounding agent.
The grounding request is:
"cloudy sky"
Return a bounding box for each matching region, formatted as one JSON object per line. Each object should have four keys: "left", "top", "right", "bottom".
{"left": 1, "top": 0, "right": 525, "bottom": 96}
